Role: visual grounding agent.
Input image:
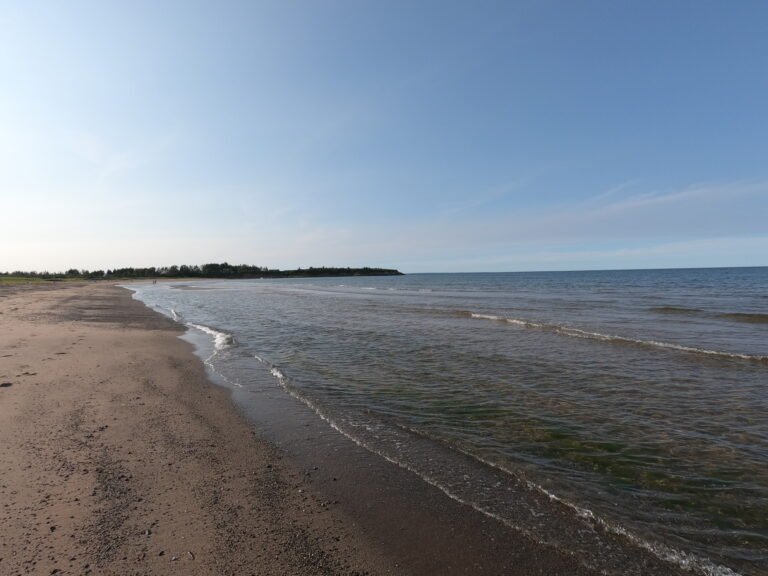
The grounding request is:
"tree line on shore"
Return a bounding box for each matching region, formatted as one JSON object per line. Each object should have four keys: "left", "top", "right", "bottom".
{"left": 0, "top": 263, "right": 403, "bottom": 280}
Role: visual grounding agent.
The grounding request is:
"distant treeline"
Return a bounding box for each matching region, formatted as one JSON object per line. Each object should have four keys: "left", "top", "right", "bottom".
{"left": 0, "top": 263, "right": 403, "bottom": 280}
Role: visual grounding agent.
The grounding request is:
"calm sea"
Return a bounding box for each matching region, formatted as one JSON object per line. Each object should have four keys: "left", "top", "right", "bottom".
{"left": 129, "top": 267, "right": 768, "bottom": 575}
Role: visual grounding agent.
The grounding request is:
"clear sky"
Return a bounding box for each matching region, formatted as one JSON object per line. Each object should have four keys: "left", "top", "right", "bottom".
{"left": 2, "top": 1, "right": 767, "bottom": 273}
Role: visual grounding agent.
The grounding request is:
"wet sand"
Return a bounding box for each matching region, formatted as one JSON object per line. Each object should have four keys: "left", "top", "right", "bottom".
{"left": 0, "top": 283, "right": 674, "bottom": 575}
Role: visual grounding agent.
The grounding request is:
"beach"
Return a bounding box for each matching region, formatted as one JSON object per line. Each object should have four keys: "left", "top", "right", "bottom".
{"left": 4, "top": 0, "right": 765, "bottom": 572}
{"left": 126, "top": 270, "right": 766, "bottom": 576}
{"left": 0, "top": 282, "right": 396, "bottom": 575}
{"left": 0, "top": 282, "right": 624, "bottom": 576}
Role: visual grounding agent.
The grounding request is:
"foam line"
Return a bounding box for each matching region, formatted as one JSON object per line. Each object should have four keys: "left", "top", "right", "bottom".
{"left": 256, "top": 354, "right": 742, "bottom": 576}
{"left": 468, "top": 313, "right": 768, "bottom": 363}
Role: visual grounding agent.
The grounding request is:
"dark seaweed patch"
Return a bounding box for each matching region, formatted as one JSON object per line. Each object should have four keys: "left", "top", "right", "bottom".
{"left": 650, "top": 306, "right": 703, "bottom": 315}
{"left": 718, "top": 312, "right": 768, "bottom": 324}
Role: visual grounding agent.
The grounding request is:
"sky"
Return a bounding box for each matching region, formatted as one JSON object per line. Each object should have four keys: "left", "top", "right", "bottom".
{"left": 1, "top": 0, "right": 767, "bottom": 273}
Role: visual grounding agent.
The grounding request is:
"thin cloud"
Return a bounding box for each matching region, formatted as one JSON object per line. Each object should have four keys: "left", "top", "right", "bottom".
{"left": 281, "top": 179, "right": 768, "bottom": 268}
{"left": 585, "top": 180, "right": 640, "bottom": 204}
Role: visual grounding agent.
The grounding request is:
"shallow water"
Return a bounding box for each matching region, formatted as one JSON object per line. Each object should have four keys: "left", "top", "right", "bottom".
{"left": 130, "top": 267, "right": 768, "bottom": 575}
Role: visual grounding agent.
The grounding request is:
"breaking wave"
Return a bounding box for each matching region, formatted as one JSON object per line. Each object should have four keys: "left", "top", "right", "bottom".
{"left": 187, "top": 322, "right": 235, "bottom": 351}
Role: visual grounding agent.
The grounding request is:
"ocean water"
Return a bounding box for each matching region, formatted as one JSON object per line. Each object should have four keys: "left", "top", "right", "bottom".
{"left": 129, "top": 267, "right": 768, "bottom": 575}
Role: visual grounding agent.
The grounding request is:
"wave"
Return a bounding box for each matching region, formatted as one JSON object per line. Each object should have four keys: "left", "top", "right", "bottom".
{"left": 467, "top": 313, "right": 768, "bottom": 363}
{"left": 187, "top": 322, "right": 235, "bottom": 350}
{"left": 178, "top": 321, "right": 242, "bottom": 387}
{"left": 254, "top": 354, "right": 741, "bottom": 576}
{"left": 170, "top": 285, "right": 218, "bottom": 291}
{"left": 435, "top": 437, "right": 743, "bottom": 576}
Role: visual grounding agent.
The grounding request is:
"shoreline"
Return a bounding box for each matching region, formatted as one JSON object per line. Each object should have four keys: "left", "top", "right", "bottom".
{"left": 0, "top": 282, "right": 393, "bottom": 575}
{"left": 1, "top": 282, "right": 685, "bottom": 575}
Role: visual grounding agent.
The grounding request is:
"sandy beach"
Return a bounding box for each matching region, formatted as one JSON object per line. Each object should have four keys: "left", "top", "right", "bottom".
{"left": 0, "top": 283, "right": 397, "bottom": 575}
{"left": 0, "top": 282, "right": 682, "bottom": 576}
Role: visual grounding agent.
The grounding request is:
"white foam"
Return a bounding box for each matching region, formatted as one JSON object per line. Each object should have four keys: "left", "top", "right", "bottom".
{"left": 395, "top": 418, "right": 743, "bottom": 576}
{"left": 270, "top": 366, "right": 286, "bottom": 381}
{"left": 468, "top": 312, "right": 767, "bottom": 363}
{"left": 253, "top": 353, "right": 741, "bottom": 576}
{"left": 470, "top": 313, "right": 502, "bottom": 321}
{"left": 472, "top": 456, "right": 743, "bottom": 576}
{"left": 187, "top": 322, "right": 234, "bottom": 351}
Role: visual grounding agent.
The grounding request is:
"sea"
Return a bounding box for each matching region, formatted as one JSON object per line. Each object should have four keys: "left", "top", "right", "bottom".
{"left": 128, "top": 267, "right": 768, "bottom": 575}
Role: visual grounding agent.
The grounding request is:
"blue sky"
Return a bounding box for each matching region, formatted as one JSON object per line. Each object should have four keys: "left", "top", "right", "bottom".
{"left": 1, "top": 1, "right": 767, "bottom": 272}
